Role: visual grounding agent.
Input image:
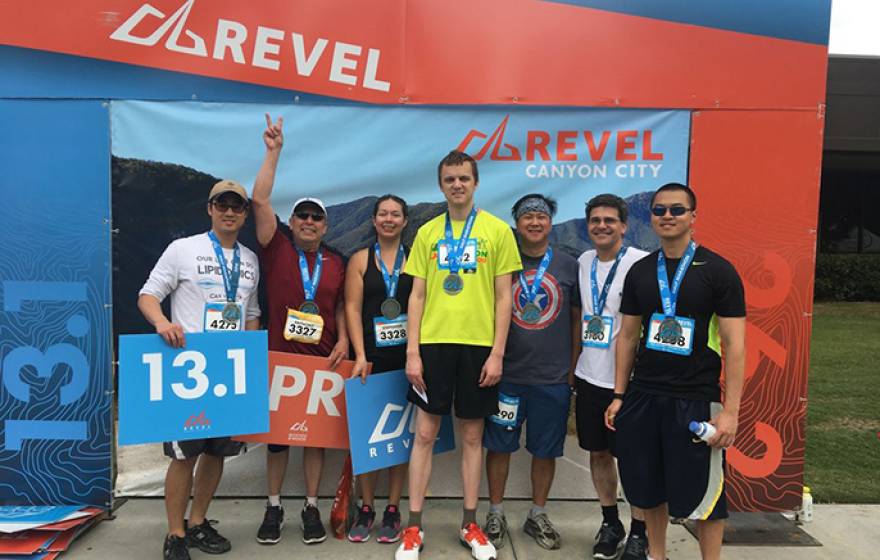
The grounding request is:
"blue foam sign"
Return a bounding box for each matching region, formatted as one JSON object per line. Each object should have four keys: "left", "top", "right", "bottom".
{"left": 118, "top": 331, "right": 269, "bottom": 445}
{"left": 344, "top": 369, "right": 455, "bottom": 475}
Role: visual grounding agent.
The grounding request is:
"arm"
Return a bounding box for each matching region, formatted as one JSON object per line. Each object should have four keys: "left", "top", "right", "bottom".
{"left": 245, "top": 318, "right": 260, "bottom": 331}
{"left": 252, "top": 113, "right": 284, "bottom": 247}
{"left": 137, "top": 293, "right": 185, "bottom": 348}
{"left": 605, "top": 313, "right": 642, "bottom": 430}
{"left": 328, "top": 288, "right": 350, "bottom": 371}
{"left": 479, "top": 273, "right": 513, "bottom": 387}
{"left": 708, "top": 316, "right": 746, "bottom": 448}
{"left": 405, "top": 277, "right": 426, "bottom": 393}
{"left": 344, "top": 251, "right": 368, "bottom": 381}
{"left": 569, "top": 305, "right": 582, "bottom": 388}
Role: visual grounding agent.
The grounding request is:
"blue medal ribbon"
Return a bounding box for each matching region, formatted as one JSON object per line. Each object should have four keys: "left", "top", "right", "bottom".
{"left": 590, "top": 246, "right": 627, "bottom": 315}
{"left": 296, "top": 246, "right": 323, "bottom": 301}
{"left": 443, "top": 207, "right": 478, "bottom": 274}
{"left": 518, "top": 247, "right": 553, "bottom": 305}
{"left": 374, "top": 242, "right": 405, "bottom": 299}
{"left": 657, "top": 241, "right": 697, "bottom": 317}
{"left": 207, "top": 231, "right": 240, "bottom": 303}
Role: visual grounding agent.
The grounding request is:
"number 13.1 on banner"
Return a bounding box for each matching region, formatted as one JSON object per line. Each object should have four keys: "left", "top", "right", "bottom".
{"left": 118, "top": 331, "right": 269, "bottom": 445}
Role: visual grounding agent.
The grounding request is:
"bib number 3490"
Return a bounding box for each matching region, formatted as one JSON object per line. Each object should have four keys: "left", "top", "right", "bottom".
{"left": 142, "top": 349, "right": 247, "bottom": 401}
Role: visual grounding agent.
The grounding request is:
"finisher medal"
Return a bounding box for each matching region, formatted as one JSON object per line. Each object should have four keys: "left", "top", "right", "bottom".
{"left": 443, "top": 273, "right": 464, "bottom": 295}
{"left": 300, "top": 300, "right": 320, "bottom": 315}
{"left": 521, "top": 302, "right": 542, "bottom": 324}
{"left": 380, "top": 297, "right": 402, "bottom": 320}
{"left": 587, "top": 315, "right": 605, "bottom": 335}
{"left": 222, "top": 302, "right": 241, "bottom": 322}
{"left": 659, "top": 316, "right": 682, "bottom": 341}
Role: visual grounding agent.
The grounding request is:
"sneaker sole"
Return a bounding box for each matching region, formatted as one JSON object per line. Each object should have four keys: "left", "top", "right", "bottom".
{"left": 302, "top": 534, "right": 327, "bottom": 545}
{"left": 592, "top": 542, "right": 625, "bottom": 560}
{"left": 348, "top": 532, "right": 372, "bottom": 543}
{"left": 187, "top": 541, "right": 231, "bottom": 554}
{"left": 523, "top": 522, "right": 560, "bottom": 551}
{"left": 459, "top": 538, "right": 497, "bottom": 560}
{"left": 377, "top": 535, "right": 401, "bottom": 544}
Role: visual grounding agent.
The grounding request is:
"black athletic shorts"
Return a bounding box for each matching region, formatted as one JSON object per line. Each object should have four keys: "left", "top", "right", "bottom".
{"left": 575, "top": 378, "right": 615, "bottom": 452}
{"left": 614, "top": 390, "right": 728, "bottom": 520}
{"left": 163, "top": 437, "right": 244, "bottom": 460}
{"left": 406, "top": 344, "right": 498, "bottom": 419}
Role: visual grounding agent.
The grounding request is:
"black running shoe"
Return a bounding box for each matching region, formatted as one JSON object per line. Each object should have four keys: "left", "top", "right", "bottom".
{"left": 620, "top": 532, "right": 649, "bottom": 560}
{"left": 164, "top": 534, "right": 191, "bottom": 560}
{"left": 301, "top": 504, "right": 327, "bottom": 544}
{"left": 256, "top": 504, "right": 284, "bottom": 545}
{"left": 593, "top": 521, "right": 626, "bottom": 559}
{"left": 186, "top": 519, "right": 231, "bottom": 554}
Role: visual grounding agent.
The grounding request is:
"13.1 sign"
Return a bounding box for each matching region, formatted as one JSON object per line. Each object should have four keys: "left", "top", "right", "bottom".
{"left": 118, "top": 331, "right": 269, "bottom": 445}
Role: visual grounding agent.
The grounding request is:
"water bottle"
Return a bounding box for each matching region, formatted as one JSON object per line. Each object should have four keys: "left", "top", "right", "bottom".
{"left": 689, "top": 420, "right": 716, "bottom": 441}
{"left": 797, "top": 486, "right": 814, "bottom": 523}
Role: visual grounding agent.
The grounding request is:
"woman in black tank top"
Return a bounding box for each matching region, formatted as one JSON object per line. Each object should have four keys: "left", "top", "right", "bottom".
{"left": 343, "top": 195, "right": 412, "bottom": 543}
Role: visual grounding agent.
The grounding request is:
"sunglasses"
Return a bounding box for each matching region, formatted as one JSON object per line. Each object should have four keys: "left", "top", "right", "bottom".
{"left": 212, "top": 201, "right": 248, "bottom": 214}
{"left": 651, "top": 205, "right": 691, "bottom": 217}
{"left": 295, "top": 211, "right": 325, "bottom": 222}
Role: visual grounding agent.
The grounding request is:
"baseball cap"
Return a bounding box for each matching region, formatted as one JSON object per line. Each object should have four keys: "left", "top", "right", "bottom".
{"left": 208, "top": 179, "right": 249, "bottom": 203}
{"left": 291, "top": 197, "right": 327, "bottom": 216}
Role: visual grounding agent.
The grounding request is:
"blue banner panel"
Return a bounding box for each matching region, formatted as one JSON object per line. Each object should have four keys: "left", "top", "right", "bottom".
{"left": 344, "top": 370, "right": 454, "bottom": 476}
{"left": 118, "top": 331, "right": 269, "bottom": 445}
{"left": 0, "top": 100, "right": 111, "bottom": 507}
{"left": 545, "top": 0, "right": 831, "bottom": 45}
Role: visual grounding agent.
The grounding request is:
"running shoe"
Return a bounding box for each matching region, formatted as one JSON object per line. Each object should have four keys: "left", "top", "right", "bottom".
{"left": 377, "top": 505, "right": 402, "bottom": 543}
{"left": 163, "top": 534, "right": 191, "bottom": 560}
{"left": 593, "top": 521, "right": 626, "bottom": 559}
{"left": 256, "top": 504, "right": 284, "bottom": 545}
{"left": 620, "top": 532, "right": 649, "bottom": 560}
{"left": 483, "top": 510, "right": 507, "bottom": 549}
{"left": 460, "top": 522, "right": 497, "bottom": 560}
{"left": 395, "top": 526, "right": 424, "bottom": 560}
{"left": 186, "top": 519, "right": 231, "bottom": 554}
{"left": 301, "top": 503, "right": 327, "bottom": 544}
{"left": 523, "top": 512, "right": 561, "bottom": 550}
{"left": 347, "top": 504, "right": 376, "bottom": 542}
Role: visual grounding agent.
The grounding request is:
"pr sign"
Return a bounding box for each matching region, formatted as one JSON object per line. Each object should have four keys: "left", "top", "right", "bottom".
{"left": 344, "top": 369, "right": 455, "bottom": 475}
{"left": 236, "top": 352, "right": 355, "bottom": 449}
{"left": 117, "top": 330, "right": 269, "bottom": 445}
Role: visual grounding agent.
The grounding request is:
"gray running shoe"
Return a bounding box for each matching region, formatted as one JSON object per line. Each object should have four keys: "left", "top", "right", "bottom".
{"left": 483, "top": 510, "right": 508, "bottom": 549}
{"left": 523, "top": 512, "right": 561, "bottom": 550}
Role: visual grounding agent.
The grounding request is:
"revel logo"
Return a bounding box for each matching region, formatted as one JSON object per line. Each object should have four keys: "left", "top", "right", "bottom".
{"left": 456, "top": 115, "right": 667, "bottom": 180}
{"left": 183, "top": 410, "right": 211, "bottom": 431}
{"left": 109, "top": 0, "right": 393, "bottom": 92}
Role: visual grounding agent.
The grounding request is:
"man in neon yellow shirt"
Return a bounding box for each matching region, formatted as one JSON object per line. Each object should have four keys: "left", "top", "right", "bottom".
{"left": 395, "top": 150, "right": 521, "bottom": 560}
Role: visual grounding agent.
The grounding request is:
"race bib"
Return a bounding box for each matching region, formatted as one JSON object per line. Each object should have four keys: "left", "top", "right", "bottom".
{"left": 203, "top": 302, "right": 243, "bottom": 331}
{"left": 436, "top": 239, "right": 478, "bottom": 271}
{"left": 645, "top": 313, "right": 694, "bottom": 355}
{"left": 489, "top": 393, "right": 520, "bottom": 430}
{"left": 582, "top": 315, "right": 613, "bottom": 349}
{"left": 374, "top": 314, "right": 407, "bottom": 347}
{"left": 284, "top": 308, "right": 324, "bottom": 344}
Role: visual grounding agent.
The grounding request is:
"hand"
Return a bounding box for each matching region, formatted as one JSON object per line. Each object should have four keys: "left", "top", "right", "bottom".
{"left": 604, "top": 398, "right": 622, "bottom": 431}
{"left": 156, "top": 319, "right": 185, "bottom": 348}
{"left": 263, "top": 113, "right": 284, "bottom": 152}
{"left": 351, "top": 356, "right": 369, "bottom": 384}
{"left": 405, "top": 353, "right": 425, "bottom": 394}
{"left": 327, "top": 339, "right": 348, "bottom": 371}
{"left": 707, "top": 409, "right": 738, "bottom": 449}
{"left": 479, "top": 353, "right": 502, "bottom": 388}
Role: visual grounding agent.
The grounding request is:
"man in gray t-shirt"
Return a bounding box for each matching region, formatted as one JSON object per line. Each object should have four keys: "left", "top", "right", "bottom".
{"left": 482, "top": 194, "right": 581, "bottom": 551}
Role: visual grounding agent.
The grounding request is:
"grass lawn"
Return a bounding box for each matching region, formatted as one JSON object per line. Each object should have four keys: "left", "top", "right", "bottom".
{"left": 805, "top": 302, "right": 880, "bottom": 503}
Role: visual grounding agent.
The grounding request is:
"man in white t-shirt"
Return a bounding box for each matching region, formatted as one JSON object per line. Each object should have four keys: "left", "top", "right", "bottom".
{"left": 138, "top": 180, "right": 261, "bottom": 560}
{"left": 574, "top": 194, "right": 649, "bottom": 560}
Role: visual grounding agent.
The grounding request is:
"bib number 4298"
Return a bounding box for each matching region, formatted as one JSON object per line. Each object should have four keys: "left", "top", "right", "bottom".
{"left": 142, "top": 349, "right": 246, "bottom": 401}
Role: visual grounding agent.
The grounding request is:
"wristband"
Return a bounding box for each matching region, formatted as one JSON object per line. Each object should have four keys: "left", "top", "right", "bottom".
{"left": 612, "top": 392, "right": 625, "bottom": 401}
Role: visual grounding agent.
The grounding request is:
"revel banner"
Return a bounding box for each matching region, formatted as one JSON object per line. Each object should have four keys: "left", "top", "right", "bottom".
{"left": 236, "top": 353, "right": 354, "bottom": 450}
{"left": 344, "top": 370, "right": 455, "bottom": 476}
{"left": 117, "top": 330, "right": 269, "bottom": 445}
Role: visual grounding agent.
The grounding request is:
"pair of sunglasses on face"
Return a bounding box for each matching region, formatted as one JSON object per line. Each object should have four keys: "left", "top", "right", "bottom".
{"left": 212, "top": 200, "right": 249, "bottom": 214}
{"left": 294, "top": 211, "right": 325, "bottom": 222}
{"left": 651, "top": 205, "right": 691, "bottom": 217}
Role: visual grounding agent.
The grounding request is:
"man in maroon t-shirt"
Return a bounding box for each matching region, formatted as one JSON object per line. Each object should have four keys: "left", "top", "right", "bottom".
{"left": 251, "top": 114, "right": 348, "bottom": 546}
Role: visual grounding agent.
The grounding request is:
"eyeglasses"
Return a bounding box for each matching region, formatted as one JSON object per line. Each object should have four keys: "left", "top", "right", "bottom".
{"left": 295, "top": 211, "right": 325, "bottom": 222}
{"left": 212, "top": 201, "right": 248, "bottom": 214}
{"left": 651, "top": 205, "right": 691, "bottom": 217}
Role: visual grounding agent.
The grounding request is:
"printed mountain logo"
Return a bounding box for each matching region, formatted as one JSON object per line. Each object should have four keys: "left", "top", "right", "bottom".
{"left": 456, "top": 115, "right": 666, "bottom": 180}
{"left": 183, "top": 411, "right": 211, "bottom": 432}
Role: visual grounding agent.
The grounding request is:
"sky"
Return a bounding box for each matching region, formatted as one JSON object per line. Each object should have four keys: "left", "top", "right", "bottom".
{"left": 829, "top": 0, "right": 880, "bottom": 56}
